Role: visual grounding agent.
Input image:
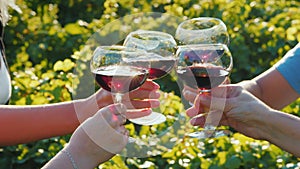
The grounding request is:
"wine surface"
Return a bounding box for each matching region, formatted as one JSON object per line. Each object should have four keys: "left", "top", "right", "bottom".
{"left": 177, "top": 65, "right": 229, "bottom": 90}
{"left": 128, "top": 57, "right": 176, "bottom": 80}
{"left": 93, "top": 65, "right": 148, "bottom": 93}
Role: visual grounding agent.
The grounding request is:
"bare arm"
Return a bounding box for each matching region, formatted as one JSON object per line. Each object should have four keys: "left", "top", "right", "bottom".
{"left": 263, "top": 109, "right": 300, "bottom": 157}
{"left": 0, "top": 101, "right": 81, "bottom": 146}
{"left": 0, "top": 80, "right": 160, "bottom": 146}
{"left": 239, "top": 67, "right": 300, "bottom": 110}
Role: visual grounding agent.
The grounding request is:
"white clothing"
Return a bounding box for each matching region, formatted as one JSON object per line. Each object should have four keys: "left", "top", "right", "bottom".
{"left": 0, "top": 51, "right": 11, "bottom": 104}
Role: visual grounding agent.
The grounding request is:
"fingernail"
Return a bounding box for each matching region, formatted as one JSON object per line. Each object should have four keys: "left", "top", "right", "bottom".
{"left": 154, "top": 92, "right": 160, "bottom": 98}
{"left": 190, "top": 118, "right": 196, "bottom": 125}
{"left": 149, "top": 91, "right": 160, "bottom": 99}
{"left": 153, "top": 83, "right": 160, "bottom": 89}
{"left": 184, "top": 90, "right": 192, "bottom": 96}
{"left": 152, "top": 100, "right": 160, "bottom": 107}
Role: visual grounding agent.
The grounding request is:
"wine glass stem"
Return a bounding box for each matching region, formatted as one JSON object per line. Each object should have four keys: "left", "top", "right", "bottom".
{"left": 113, "top": 93, "right": 136, "bottom": 143}
{"left": 114, "top": 93, "right": 123, "bottom": 104}
{"left": 199, "top": 90, "right": 216, "bottom": 136}
{"left": 113, "top": 93, "right": 126, "bottom": 119}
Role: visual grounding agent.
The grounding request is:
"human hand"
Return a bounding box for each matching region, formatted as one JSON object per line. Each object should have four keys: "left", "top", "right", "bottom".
{"left": 186, "top": 85, "right": 272, "bottom": 140}
{"left": 182, "top": 77, "right": 231, "bottom": 103}
{"left": 67, "top": 103, "right": 128, "bottom": 168}
{"left": 42, "top": 103, "right": 128, "bottom": 169}
{"left": 76, "top": 80, "right": 161, "bottom": 122}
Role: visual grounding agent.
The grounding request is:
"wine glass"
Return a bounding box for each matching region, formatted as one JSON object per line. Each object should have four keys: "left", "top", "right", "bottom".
{"left": 90, "top": 45, "right": 150, "bottom": 141}
{"left": 123, "top": 30, "right": 177, "bottom": 125}
{"left": 176, "top": 44, "right": 233, "bottom": 139}
{"left": 175, "top": 17, "right": 229, "bottom": 45}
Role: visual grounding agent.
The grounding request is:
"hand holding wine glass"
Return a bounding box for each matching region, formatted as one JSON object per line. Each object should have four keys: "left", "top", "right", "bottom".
{"left": 90, "top": 46, "right": 152, "bottom": 143}
{"left": 176, "top": 44, "right": 233, "bottom": 138}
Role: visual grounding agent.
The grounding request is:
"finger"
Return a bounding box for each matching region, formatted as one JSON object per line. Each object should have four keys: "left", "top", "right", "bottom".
{"left": 186, "top": 106, "right": 199, "bottom": 117}
{"left": 193, "top": 93, "right": 211, "bottom": 110}
{"left": 118, "top": 114, "right": 127, "bottom": 125}
{"left": 107, "top": 104, "right": 127, "bottom": 127}
{"left": 190, "top": 114, "right": 206, "bottom": 127}
{"left": 123, "top": 99, "right": 160, "bottom": 109}
{"left": 128, "top": 90, "right": 160, "bottom": 100}
{"left": 218, "top": 115, "right": 230, "bottom": 126}
{"left": 111, "top": 114, "right": 127, "bottom": 127}
{"left": 223, "top": 77, "right": 231, "bottom": 84}
{"left": 182, "top": 87, "right": 198, "bottom": 102}
{"left": 108, "top": 103, "right": 127, "bottom": 116}
{"left": 183, "top": 85, "right": 198, "bottom": 93}
{"left": 216, "top": 84, "right": 243, "bottom": 98}
{"left": 125, "top": 109, "right": 152, "bottom": 119}
{"left": 139, "top": 80, "right": 160, "bottom": 90}
{"left": 118, "top": 125, "right": 128, "bottom": 135}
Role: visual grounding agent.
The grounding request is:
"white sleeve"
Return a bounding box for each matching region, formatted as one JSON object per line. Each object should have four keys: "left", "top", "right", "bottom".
{"left": 0, "top": 51, "right": 11, "bottom": 104}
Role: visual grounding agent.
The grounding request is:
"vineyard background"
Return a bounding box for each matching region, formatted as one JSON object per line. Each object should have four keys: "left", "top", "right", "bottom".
{"left": 1, "top": 0, "right": 300, "bottom": 168}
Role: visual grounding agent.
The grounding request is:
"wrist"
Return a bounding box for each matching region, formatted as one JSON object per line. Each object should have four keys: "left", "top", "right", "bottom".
{"left": 66, "top": 134, "right": 113, "bottom": 169}
{"left": 248, "top": 104, "right": 275, "bottom": 141}
{"left": 73, "top": 97, "right": 99, "bottom": 123}
{"left": 257, "top": 109, "right": 285, "bottom": 142}
{"left": 261, "top": 109, "right": 299, "bottom": 142}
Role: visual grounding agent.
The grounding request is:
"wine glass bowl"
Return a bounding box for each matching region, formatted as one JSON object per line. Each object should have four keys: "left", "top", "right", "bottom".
{"left": 176, "top": 43, "right": 233, "bottom": 138}
{"left": 125, "top": 52, "right": 176, "bottom": 80}
{"left": 176, "top": 44, "right": 232, "bottom": 92}
{"left": 124, "top": 30, "right": 177, "bottom": 80}
{"left": 123, "top": 30, "right": 177, "bottom": 125}
{"left": 90, "top": 45, "right": 149, "bottom": 102}
{"left": 124, "top": 30, "right": 177, "bottom": 58}
{"left": 175, "top": 17, "right": 229, "bottom": 45}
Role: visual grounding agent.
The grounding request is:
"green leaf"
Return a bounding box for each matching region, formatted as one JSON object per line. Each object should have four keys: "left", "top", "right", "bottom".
{"left": 224, "top": 155, "right": 242, "bottom": 169}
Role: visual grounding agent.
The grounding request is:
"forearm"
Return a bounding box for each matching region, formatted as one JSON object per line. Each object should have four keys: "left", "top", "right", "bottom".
{"left": 238, "top": 80, "right": 262, "bottom": 99}
{"left": 238, "top": 68, "right": 299, "bottom": 110}
{"left": 41, "top": 145, "right": 106, "bottom": 169}
{"left": 0, "top": 101, "right": 82, "bottom": 146}
{"left": 262, "top": 109, "right": 300, "bottom": 157}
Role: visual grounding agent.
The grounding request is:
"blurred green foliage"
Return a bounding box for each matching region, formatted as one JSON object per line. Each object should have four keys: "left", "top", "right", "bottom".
{"left": 1, "top": 0, "right": 300, "bottom": 168}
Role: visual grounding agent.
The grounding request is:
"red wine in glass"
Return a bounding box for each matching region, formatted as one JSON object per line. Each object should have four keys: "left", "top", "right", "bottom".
{"left": 127, "top": 56, "right": 176, "bottom": 80}
{"left": 92, "top": 65, "right": 149, "bottom": 94}
{"left": 175, "top": 44, "right": 233, "bottom": 139}
{"left": 177, "top": 65, "right": 229, "bottom": 91}
{"left": 123, "top": 30, "right": 177, "bottom": 126}
{"left": 148, "top": 58, "right": 176, "bottom": 80}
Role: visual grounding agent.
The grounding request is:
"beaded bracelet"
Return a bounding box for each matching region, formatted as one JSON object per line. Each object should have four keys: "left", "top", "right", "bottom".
{"left": 61, "top": 149, "right": 79, "bottom": 169}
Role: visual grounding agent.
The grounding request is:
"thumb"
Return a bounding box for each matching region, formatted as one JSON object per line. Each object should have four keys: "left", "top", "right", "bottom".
{"left": 193, "top": 93, "right": 211, "bottom": 110}
{"left": 186, "top": 94, "right": 211, "bottom": 118}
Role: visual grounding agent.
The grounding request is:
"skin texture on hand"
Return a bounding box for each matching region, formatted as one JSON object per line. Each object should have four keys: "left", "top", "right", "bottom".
{"left": 185, "top": 85, "right": 300, "bottom": 157}
{"left": 42, "top": 103, "right": 129, "bottom": 169}
{"left": 76, "top": 80, "right": 161, "bottom": 122}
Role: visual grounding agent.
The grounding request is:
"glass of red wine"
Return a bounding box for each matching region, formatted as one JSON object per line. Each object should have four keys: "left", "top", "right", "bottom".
{"left": 176, "top": 44, "right": 233, "bottom": 139}
{"left": 123, "top": 30, "right": 177, "bottom": 125}
{"left": 175, "top": 17, "right": 229, "bottom": 45}
{"left": 90, "top": 45, "right": 150, "bottom": 141}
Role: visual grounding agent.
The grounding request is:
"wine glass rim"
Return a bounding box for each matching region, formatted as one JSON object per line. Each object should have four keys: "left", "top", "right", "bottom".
{"left": 177, "top": 43, "right": 228, "bottom": 49}
{"left": 127, "top": 29, "right": 175, "bottom": 40}
{"left": 177, "top": 44, "right": 233, "bottom": 71}
{"left": 177, "top": 17, "right": 227, "bottom": 32}
{"left": 94, "top": 45, "right": 147, "bottom": 54}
